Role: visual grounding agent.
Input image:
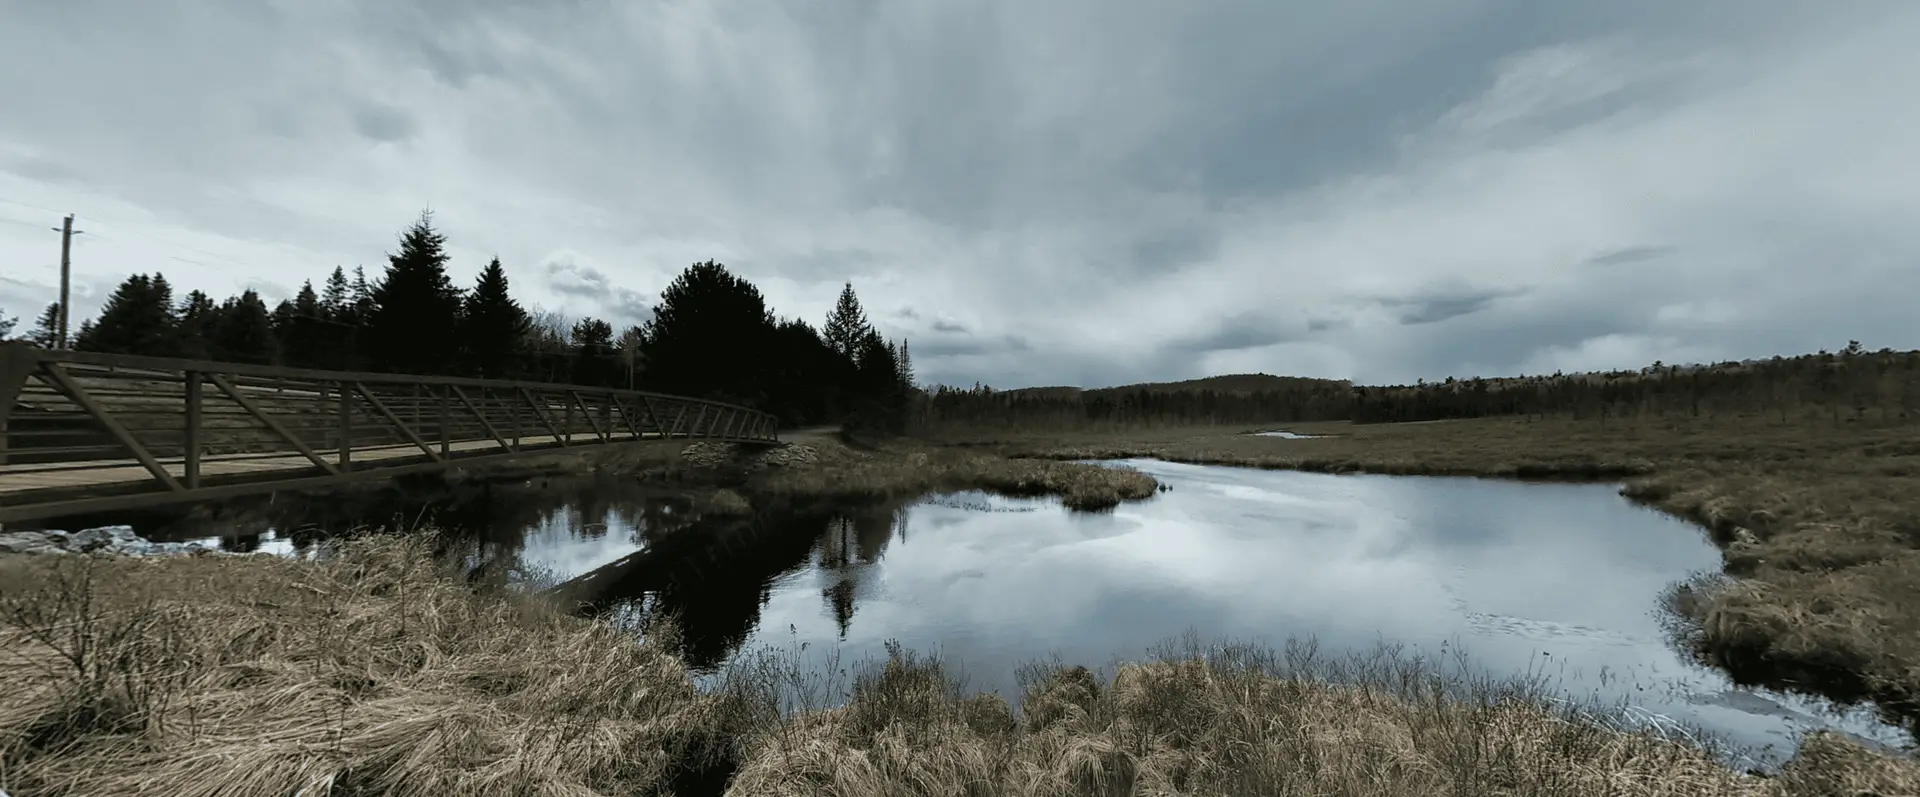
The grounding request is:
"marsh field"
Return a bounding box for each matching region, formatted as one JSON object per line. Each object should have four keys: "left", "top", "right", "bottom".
{"left": 5, "top": 413, "right": 1920, "bottom": 795}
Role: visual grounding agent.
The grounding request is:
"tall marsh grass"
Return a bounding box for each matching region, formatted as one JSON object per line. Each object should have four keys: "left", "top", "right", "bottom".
{"left": 2, "top": 535, "right": 1914, "bottom": 796}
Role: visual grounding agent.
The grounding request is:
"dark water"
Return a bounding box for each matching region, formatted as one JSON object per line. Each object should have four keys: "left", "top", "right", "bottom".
{"left": 123, "top": 460, "right": 1907, "bottom": 764}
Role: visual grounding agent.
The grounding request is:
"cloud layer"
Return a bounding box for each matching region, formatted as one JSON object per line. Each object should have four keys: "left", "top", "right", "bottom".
{"left": 2, "top": 0, "right": 1914, "bottom": 387}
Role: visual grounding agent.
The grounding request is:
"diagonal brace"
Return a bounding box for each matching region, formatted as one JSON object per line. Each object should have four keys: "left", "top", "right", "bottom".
{"left": 569, "top": 390, "right": 609, "bottom": 442}
{"left": 354, "top": 382, "right": 444, "bottom": 461}
{"left": 449, "top": 385, "right": 515, "bottom": 451}
{"left": 207, "top": 373, "right": 339, "bottom": 474}
{"left": 519, "top": 388, "right": 568, "bottom": 445}
{"left": 41, "top": 362, "right": 185, "bottom": 491}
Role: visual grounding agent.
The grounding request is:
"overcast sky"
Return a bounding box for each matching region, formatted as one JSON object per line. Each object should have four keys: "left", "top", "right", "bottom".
{"left": 2, "top": 1, "right": 1915, "bottom": 389}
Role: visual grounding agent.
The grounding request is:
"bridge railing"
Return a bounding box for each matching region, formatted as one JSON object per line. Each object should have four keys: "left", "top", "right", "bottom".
{"left": 0, "top": 342, "right": 780, "bottom": 493}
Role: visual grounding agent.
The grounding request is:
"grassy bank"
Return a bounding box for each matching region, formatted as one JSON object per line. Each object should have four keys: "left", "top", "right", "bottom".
{"left": 4, "top": 536, "right": 1914, "bottom": 796}
{"left": 933, "top": 415, "right": 1920, "bottom": 735}
{"left": 696, "top": 433, "right": 1162, "bottom": 512}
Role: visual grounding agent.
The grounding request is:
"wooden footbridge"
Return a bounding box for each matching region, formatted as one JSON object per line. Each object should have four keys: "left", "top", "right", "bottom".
{"left": 0, "top": 343, "right": 781, "bottom": 524}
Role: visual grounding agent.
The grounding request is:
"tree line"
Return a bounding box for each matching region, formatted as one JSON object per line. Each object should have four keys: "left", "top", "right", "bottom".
{"left": 0, "top": 211, "right": 916, "bottom": 429}
{"left": 903, "top": 343, "right": 1920, "bottom": 432}
{"left": 906, "top": 381, "right": 1355, "bottom": 434}
{"left": 1348, "top": 344, "right": 1920, "bottom": 426}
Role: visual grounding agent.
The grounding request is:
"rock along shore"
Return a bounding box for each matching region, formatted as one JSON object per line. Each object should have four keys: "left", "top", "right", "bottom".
{"left": 0, "top": 525, "right": 224, "bottom": 558}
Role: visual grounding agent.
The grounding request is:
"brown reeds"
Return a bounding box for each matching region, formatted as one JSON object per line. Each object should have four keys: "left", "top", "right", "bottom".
{"left": 747, "top": 439, "right": 1159, "bottom": 511}
{"left": 2, "top": 540, "right": 1915, "bottom": 795}
{"left": 0, "top": 536, "right": 720, "bottom": 796}
{"left": 719, "top": 635, "right": 1916, "bottom": 796}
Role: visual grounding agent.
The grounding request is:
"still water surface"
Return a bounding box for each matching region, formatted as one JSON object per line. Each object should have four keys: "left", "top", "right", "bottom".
{"left": 165, "top": 459, "right": 1906, "bottom": 763}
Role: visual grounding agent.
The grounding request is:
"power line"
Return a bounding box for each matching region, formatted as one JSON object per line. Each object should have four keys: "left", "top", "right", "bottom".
{"left": 0, "top": 197, "right": 258, "bottom": 272}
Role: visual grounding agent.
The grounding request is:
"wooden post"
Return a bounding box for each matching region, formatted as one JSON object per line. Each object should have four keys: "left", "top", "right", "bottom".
{"left": 0, "top": 344, "right": 35, "bottom": 466}
{"left": 338, "top": 380, "right": 353, "bottom": 472}
{"left": 563, "top": 395, "right": 573, "bottom": 444}
{"left": 183, "top": 370, "right": 202, "bottom": 489}
{"left": 438, "top": 386, "right": 451, "bottom": 456}
{"left": 506, "top": 390, "right": 523, "bottom": 446}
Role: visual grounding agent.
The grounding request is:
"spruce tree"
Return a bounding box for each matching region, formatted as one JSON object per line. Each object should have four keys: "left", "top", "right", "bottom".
{"left": 0, "top": 308, "right": 14, "bottom": 339}
{"left": 847, "top": 329, "right": 906, "bottom": 433}
{"left": 210, "top": 290, "right": 279, "bottom": 365}
{"left": 350, "top": 266, "right": 373, "bottom": 318}
{"left": 320, "top": 266, "right": 351, "bottom": 320}
{"left": 570, "top": 317, "right": 616, "bottom": 387}
{"left": 364, "top": 211, "right": 464, "bottom": 375}
{"left": 176, "top": 291, "right": 218, "bottom": 359}
{"left": 458, "top": 256, "right": 531, "bottom": 378}
{"left": 822, "top": 282, "right": 870, "bottom": 361}
{"left": 25, "top": 303, "right": 59, "bottom": 347}
{"left": 641, "top": 260, "right": 777, "bottom": 402}
{"left": 271, "top": 298, "right": 297, "bottom": 332}
{"left": 293, "top": 281, "right": 321, "bottom": 317}
{"left": 896, "top": 339, "right": 915, "bottom": 389}
{"left": 75, "top": 273, "right": 180, "bottom": 356}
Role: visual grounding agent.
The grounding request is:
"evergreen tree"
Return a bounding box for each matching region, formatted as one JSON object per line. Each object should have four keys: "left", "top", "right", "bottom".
{"left": 364, "top": 211, "right": 464, "bottom": 375}
{"left": 293, "top": 281, "right": 321, "bottom": 317}
{"left": 641, "top": 260, "right": 777, "bottom": 403}
{"left": 458, "top": 256, "right": 531, "bottom": 378}
{"left": 0, "top": 308, "right": 14, "bottom": 340}
{"left": 896, "top": 339, "right": 915, "bottom": 390}
{"left": 822, "top": 282, "right": 871, "bottom": 361}
{"left": 846, "top": 329, "right": 907, "bottom": 433}
{"left": 176, "top": 291, "right": 219, "bottom": 359}
{"left": 209, "top": 290, "right": 279, "bottom": 365}
{"left": 320, "top": 267, "right": 351, "bottom": 320}
{"left": 350, "top": 266, "right": 373, "bottom": 318}
{"left": 271, "top": 298, "right": 297, "bottom": 332}
{"left": 24, "top": 303, "right": 59, "bottom": 347}
{"left": 75, "top": 273, "right": 180, "bottom": 356}
{"left": 570, "top": 317, "right": 616, "bottom": 387}
{"left": 765, "top": 317, "right": 842, "bottom": 425}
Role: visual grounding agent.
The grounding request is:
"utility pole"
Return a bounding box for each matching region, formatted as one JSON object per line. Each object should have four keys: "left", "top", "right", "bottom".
{"left": 51, "top": 214, "right": 83, "bottom": 349}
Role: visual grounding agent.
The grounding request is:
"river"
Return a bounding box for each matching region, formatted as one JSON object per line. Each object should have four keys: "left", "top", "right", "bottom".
{"left": 124, "top": 457, "right": 1908, "bottom": 766}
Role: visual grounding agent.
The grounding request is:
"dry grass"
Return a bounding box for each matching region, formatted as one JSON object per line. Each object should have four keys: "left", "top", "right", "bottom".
{"left": 743, "top": 436, "right": 1160, "bottom": 512}
{"left": 6, "top": 541, "right": 1916, "bottom": 796}
{"left": 940, "top": 415, "right": 1920, "bottom": 736}
{"left": 0, "top": 536, "right": 724, "bottom": 797}
{"left": 717, "top": 634, "right": 1914, "bottom": 797}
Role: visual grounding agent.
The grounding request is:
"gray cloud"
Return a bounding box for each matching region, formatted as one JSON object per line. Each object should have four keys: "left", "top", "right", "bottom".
{"left": 911, "top": 332, "right": 1033, "bottom": 359}
{"left": 1585, "top": 245, "right": 1676, "bottom": 267}
{"left": 1170, "top": 312, "right": 1305, "bottom": 354}
{"left": 0, "top": 0, "right": 1913, "bottom": 389}
{"left": 542, "top": 259, "right": 613, "bottom": 299}
{"left": 1376, "top": 287, "right": 1528, "bottom": 326}
{"left": 352, "top": 103, "right": 419, "bottom": 143}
